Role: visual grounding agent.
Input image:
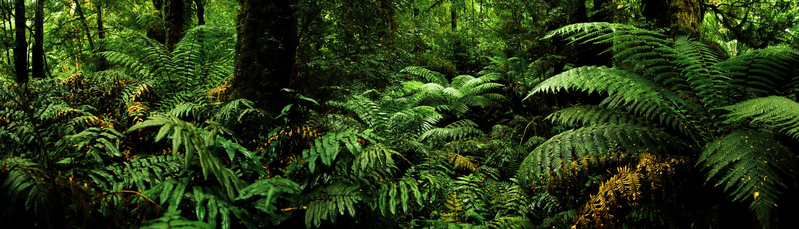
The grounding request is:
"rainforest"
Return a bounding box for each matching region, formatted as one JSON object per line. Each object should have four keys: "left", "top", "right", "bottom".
{"left": 2, "top": 0, "right": 799, "bottom": 228}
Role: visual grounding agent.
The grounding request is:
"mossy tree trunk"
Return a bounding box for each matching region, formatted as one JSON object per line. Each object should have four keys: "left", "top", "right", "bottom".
{"left": 642, "top": 0, "right": 704, "bottom": 37}
{"left": 164, "top": 0, "right": 185, "bottom": 51}
{"left": 232, "top": 0, "right": 298, "bottom": 113}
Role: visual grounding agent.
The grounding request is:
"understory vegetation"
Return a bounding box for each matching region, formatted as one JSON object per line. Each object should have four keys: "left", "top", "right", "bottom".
{"left": 2, "top": 0, "right": 799, "bottom": 228}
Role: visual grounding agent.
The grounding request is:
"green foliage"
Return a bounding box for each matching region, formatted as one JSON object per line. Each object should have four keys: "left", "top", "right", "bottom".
{"left": 142, "top": 210, "right": 212, "bottom": 229}
{"left": 128, "top": 114, "right": 247, "bottom": 199}
{"left": 524, "top": 22, "right": 799, "bottom": 228}
{"left": 236, "top": 178, "right": 300, "bottom": 216}
{"left": 88, "top": 154, "right": 183, "bottom": 191}
{"left": 698, "top": 130, "right": 795, "bottom": 227}
{"left": 722, "top": 96, "right": 799, "bottom": 138}
{"left": 403, "top": 66, "right": 505, "bottom": 118}
{"left": 0, "top": 157, "right": 49, "bottom": 215}
{"left": 304, "top": 182, "right": 363, "bottom": 228}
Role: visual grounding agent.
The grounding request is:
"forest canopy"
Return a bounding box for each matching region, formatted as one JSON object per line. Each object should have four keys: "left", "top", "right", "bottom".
{"left": 1, "top": 0, "right": 799, "bottom": 228}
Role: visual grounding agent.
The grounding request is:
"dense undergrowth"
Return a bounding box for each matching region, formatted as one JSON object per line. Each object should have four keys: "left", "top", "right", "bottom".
{"left": 3, "top": 1, "right": 799, "bottom": 229}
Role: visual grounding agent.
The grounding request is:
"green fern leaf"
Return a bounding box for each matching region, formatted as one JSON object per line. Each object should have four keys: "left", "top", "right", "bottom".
{"left": 722, "top": 96, "right": 799, "bottom": 139}
{"left": 698, "top": 130, "right": 795, "bottom": 228}
{"left": 517, "top": 125, "right": 687, "bottom": 182}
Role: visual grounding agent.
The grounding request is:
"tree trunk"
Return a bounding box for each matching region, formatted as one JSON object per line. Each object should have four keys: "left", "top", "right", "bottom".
{"left": 14, "top": 0, "right": 26, "bottom": 84}
{"left": 31, "top": 0, "right": 44, "bottom": 79}
{"left": 642, "top": 0, "right": 703, "bottom": 37}
{"left": 194, "top": 0, "right": 204, "bottom": 26}
{"left": 232, "top": 0, "right": 298, "bottom": 113}
{"left": 164, "top": 0, "right": 185, "bottom": 51}
{"left": 96, "top": 0, "right": 106, "bottom": 70}
{"left": 74, "top": 0, "right": 94, "bottom": 50}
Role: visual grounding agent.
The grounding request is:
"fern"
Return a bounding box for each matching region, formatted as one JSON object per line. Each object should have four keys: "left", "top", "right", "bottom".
{"left": 376, "top": 178, "right": 425, "bottom": 215}
{"left": 141, "top": 210, "right": 211, "bottom": 229}
{"left": 0, "top": 157, "right": 49, "bottom": 215}
{"left": 304, "top": 182, "right": 363, "bottom": 228}
{"left": 517, "top": 125, "right": 687, "bottom": 182}
{"left": 722, "top": 96, "right": 799, "bottom": 138}
{"left": 235, "top": 178, "right": 300, "bottom": 225}
{"left": 698, "top": 130, "right": 795, "bottom": 228}
{"left": 88, "top": 154, "right": 183, "bottom": 191}
{"left": 547, "top": 105, "right": 650, "bottom": 127}
{"left": 401, "top": 66, "right": 448, "bottom": 85}
{"left": 64, "top": 127, "right": 125, "bottom": 162}
{"left": 191, "top": 186, "right": 235, "bottom": 229}
{"left": 302, "top": 129, "right": 366, "bottom": 173}
{"left": 489, "top": 216, "right": 533, "bottom": 229}
{"left": 352, "top": 143, "right": 399, "bottom": 179}
{"left": 142, "top": 178, "right": 190, "bottom": 212}
{"left": 419, "top": 119, "right": 483, "bottom": 142}
{"left": 127, "top": 114, "right": 245, "bottom": 199}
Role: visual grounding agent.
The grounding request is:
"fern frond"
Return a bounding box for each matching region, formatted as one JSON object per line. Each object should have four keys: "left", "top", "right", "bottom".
{"left": 401, "top": 66, "right": 448, "bottom": 85}
{"left": 419, "top": 119, "right": 483, "bottom": 142}
{"left": 490, "top": 216, "right": 533, "bottom": 229}
{"left": 236, "top": 178, "right": 301, "bottom": 216}
{"left": 352, "top": 143, "right": 398, "bottom": 178}
{"left": 529, "top": 65, "right": 698, "bottom": 136}
{"left": 304, "top": 182, "right": 362, "bottom": 228}
{"left": 0, "top": 157, "right": 48, "bottom": 215}
{"left": 89, "top": 154, "right": 183, "bottom": 191}
{"left": 574, "top": 166, "right": 643, "bottom": 229}
{"left": 142, "top": 178, "right": 190, "bottom": 212}
{"left": 517, "top": 125, "right": 687, "bottom": 182}
{"left": 547, "top": 105, "right": 650, "bottom": 127}
{"left": 718, "top": 46, "right": 799, "bottom": 97}
{"left": 376, "top": 178, "right": 425, "bottom": 215}
{"left": 698, "top": 130, "right": 795, "bottom": 228}
{"left": 722, "top": 96, "right": 799, "bottom": 139}
{"left": 128, "top": 114, "right": 245, "bottom": 199}
{"left": 141, "top": 210, "right": 211, "bottom": 229}
{"left": 672, "top": 37, "right": 728, "bottom": 107}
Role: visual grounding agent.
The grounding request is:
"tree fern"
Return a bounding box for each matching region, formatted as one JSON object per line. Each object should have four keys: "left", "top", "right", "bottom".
{"left": 698, "top": 130, "right": 795, "bottom": 228}
{"left": 517, "top": 125, "right": 688, "bottom": 183}
{"left": 547, "top": 105, "right": 650, "bottom": 128}
{"left": 722, "top": 96, "right": 799, "bottom": 138}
